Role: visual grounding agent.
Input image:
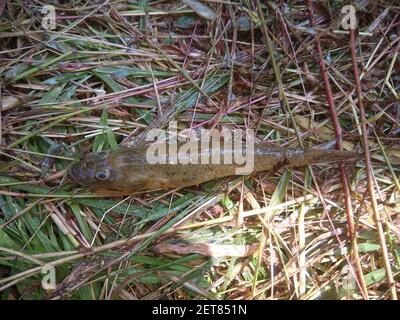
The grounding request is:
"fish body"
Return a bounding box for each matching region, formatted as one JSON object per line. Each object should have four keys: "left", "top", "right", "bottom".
{"left": 70, "top": 143, "right": 358, "bottom": 192}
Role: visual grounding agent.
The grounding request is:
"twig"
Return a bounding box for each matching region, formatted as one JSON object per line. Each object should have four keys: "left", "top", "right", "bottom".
{"left": 349, "top": 27, "right": 397, "bottom": 300}
{"left": 306, "top": 0, "right": 368, "bottom": 299}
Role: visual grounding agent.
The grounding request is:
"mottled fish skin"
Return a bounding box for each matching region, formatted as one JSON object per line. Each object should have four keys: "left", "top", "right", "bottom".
{"left": 70, "top": 144, "right": 358, "bottom": 192}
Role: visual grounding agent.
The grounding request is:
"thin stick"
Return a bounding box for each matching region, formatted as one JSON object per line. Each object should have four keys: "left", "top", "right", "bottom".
{"left": 349, "top": 27, "right": 397, "bottom": 300}
{"left": 306, "top": 0, "right": 368, "bottom": 299}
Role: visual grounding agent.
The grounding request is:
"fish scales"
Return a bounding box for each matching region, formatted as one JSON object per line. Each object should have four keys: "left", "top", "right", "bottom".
{"left": 70, "top": 144, "right": 358, "bottom": 191}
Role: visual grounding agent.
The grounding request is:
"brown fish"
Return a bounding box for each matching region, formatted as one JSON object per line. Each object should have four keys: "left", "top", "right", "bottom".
{"left": 70, "top": 143, "right": 358, "bottom": 192}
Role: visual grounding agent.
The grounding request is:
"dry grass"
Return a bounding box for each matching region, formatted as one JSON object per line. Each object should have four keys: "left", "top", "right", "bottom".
{"left": 0, "top": 0, "right": 399, "bottom": 300}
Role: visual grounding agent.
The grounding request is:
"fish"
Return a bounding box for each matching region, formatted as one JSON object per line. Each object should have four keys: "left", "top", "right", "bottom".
{"left": 69, "top": 143, "right": 359, "bottom": 192}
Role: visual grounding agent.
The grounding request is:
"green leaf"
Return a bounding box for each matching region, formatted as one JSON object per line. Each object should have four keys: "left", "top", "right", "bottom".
{"left": 106, "top": 129, "right": 118, "bottom": 150}
{"left": 39, "top": 84, "right": 66, "bottom": 104}
{"left": 270, "top": 169, "right": 291, "bottom": 206}
{"left": 364, "top": 268, "right": 386, "bottom": 286}
{"left": 69, "top": 203, "right": 93, "bottom": 242}
{"left": 0, "top": 228, "right": 19, "bottom": 250}
{"left": 93, "top": 107, "right": 109, "bottom": 152}
{"left": 331, "top": 243, "right": 381, "bottom": 256}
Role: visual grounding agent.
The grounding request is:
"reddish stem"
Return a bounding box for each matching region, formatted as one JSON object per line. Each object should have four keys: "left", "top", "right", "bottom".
{"left": 306, "top": 0, "right": 368, "bottom": 299}
{"left": 349, "top": 27, "right": 397, "bottom": 300}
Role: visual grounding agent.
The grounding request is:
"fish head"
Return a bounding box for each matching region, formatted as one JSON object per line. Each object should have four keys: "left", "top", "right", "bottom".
{"left": 70, "top": 151, "right": 114, "bottom": 188}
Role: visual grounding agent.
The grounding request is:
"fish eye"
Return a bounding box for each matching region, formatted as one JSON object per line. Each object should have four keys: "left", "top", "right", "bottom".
{"left": 96, "top": 168, "right": 110, "bottom": 180}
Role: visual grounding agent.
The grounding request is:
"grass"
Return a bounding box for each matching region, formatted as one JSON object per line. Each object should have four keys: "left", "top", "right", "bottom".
{"left": 0, "top": 0, "right": 399, "bottom": 300}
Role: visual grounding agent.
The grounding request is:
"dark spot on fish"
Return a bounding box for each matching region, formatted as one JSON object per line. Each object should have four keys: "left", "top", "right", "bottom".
{"left": 273, "top": 157, "right": 290, "bottom": 171}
